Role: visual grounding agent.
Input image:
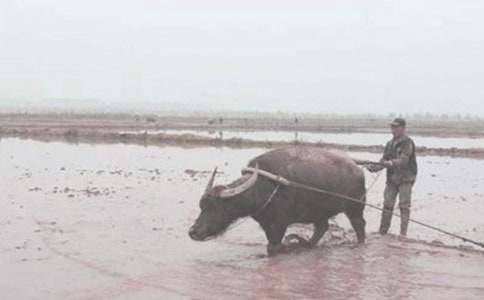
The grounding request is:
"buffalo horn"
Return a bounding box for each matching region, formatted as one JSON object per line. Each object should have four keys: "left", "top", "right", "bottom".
{"left": 205, "top": 167, "right": 218, "bottom": 193}
{"left": 219, "top": 164, "right": 259, "bottom": 199}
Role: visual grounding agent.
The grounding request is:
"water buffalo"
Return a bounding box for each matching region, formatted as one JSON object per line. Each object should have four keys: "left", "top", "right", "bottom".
{"left": 189, "top": 146, "right": 367, "bottom": 256}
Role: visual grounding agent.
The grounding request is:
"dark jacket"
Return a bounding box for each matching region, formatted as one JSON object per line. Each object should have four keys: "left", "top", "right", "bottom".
{"left": 381, "top": 135, "right": 418, "bottom": 184}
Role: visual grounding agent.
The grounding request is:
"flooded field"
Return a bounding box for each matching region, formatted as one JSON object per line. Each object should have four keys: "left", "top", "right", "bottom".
{"left": 1, "top": 138, "right": 484, "bottom": 299}
{"left": 121, "top": 129, "right": 484, "bottom": 150}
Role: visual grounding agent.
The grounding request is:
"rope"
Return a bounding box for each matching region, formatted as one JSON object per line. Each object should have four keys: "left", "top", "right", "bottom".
{"left": 223, "top": 184, "right": 281, "bottom": 232}
{"left": 251, "top": 184, "right": 281, "bottom": 218}
{"left": 242, "top": 167, "right": 484, "bottom": 249}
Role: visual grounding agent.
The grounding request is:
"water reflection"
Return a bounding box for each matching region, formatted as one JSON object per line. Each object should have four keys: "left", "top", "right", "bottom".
{"left": 121, "top": 129, "right": 484, "bottom": 149}
{"left": 182, "top": 236, "right": 484, "bottom": 300}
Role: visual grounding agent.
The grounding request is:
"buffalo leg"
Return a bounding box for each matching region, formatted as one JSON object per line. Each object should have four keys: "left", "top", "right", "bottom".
{"left": 309, "top": 219, "right": 329, "bottom": 247}
{"left": 264, "top": 223, "right": 288, "bottom": 257}
{"left": 346, "top": 207, "right": 366, "bottom": 243}
{"left": 285, "top": 219, "right": 329, "bottom": 248}
{"left": 348, "top": 216, "right": 366, "bottom": 243}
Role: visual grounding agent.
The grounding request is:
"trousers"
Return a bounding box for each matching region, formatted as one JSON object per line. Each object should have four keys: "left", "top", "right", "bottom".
{"left": 379, "top": 181, "right": 414, "bottom": 236}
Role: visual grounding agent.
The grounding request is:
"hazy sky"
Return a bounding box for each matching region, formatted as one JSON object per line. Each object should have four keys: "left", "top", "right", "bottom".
{"left": 1, "top": 0, "right": 484, "bottom": 114}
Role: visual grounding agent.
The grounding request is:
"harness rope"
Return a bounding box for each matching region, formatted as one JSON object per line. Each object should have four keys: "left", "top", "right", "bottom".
{"left": 223, "top": 171, "right": 381, "bottom": 236}
{"left": 241, "top": 167, "right": 484, "bottom": 249}
{"left": 222, "top": 184, "right": 282, "bottom": 233}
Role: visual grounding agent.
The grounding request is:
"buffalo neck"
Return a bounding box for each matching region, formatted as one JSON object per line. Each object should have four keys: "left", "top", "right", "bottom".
{"left": 222, "top": 177, "right": 278, "bottom": 222}
{"left": 225, "top": 191, "right": 259, "bottom": 220}
{"left": 242, "top": 180, "right": 279, "bottom": 217}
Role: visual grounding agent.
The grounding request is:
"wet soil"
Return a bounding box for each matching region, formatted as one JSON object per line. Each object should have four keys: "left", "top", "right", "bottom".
{"left": 1, "top": 138, "right": 484, "bottom": 299}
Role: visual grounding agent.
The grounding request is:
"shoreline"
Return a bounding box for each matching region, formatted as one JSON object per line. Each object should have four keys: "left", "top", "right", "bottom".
{"left": 3, "top": 127, "right": 484, "bottom": 159}
{"left": 1, "top": 112, "right": 484, "bottom": 139}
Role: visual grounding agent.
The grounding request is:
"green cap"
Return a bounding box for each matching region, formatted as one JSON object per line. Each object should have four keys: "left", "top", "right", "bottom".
{"left": 390, "top": 118, "right": 406, "bottom": 127}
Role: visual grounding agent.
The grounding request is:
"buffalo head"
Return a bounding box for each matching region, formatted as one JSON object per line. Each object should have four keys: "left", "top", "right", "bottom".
{"left": 189, "top": 165, "right": 259, "bottom": 241}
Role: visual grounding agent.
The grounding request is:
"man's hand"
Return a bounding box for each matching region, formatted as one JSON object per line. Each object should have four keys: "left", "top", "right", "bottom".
{"left": 383, "top": 160, "right": 394, "bottom": 168}
{"left": 366, "top": 164, "right": 384, "bottom": 173}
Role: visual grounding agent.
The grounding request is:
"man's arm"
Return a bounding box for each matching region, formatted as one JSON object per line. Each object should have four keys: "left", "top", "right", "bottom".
{"left": 378, "top": 142, "right": 393, "bottom": 169}
{"left": 367, "top": 142, "right": 392, "bottom": 172}
{"left": 391, "top": 140, "right": 413, "bottom": 167}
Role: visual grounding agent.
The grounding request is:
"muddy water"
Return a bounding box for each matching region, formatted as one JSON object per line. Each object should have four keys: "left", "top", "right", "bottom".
{"left": 122, "top": 129, "right": 484, "bottom": 149}
{"left": 1, "top": 138, "right": 484, "bottom": 300}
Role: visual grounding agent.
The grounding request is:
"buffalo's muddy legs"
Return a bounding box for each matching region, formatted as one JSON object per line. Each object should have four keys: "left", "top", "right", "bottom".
{"left": 309, "top": 219, "right": 329, "bottom": 246}
{"left": 264, "top": 223, "right": 288, "bottom": 257}
{"left": 286, "top": 219, "right": 329, "bottom": 248}
{"left": 348, "top": 216, "right": 366, "bottom": 243}
{"left": 344, "top": 202, "right": 366, "bottom": 244}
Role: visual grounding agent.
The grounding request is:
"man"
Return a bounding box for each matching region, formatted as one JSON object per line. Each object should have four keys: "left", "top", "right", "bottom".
{"left": 368, "top": 118, "right": 418, "bottom": 236}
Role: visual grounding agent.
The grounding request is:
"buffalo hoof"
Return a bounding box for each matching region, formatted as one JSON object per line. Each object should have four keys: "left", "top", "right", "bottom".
{"left": 349, "top": 242, "right": 366, "bottom": 249}
{"left": 267, "top": 244, "right": 286, "bottom": 257}
{"left": 285, "top": 234, "right": 312, "bottom": 248}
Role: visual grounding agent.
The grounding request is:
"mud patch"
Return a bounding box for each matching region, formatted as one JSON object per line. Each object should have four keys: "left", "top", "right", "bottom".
{"left": 1, "top": 138, "right": 484, "bottom": 299}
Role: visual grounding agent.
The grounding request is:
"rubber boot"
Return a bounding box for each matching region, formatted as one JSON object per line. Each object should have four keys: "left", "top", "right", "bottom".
{"left": 379, "top": 207, "right": 393, "bottom": 235}
{"left": 400, "top": 208, "right": 410, "bottom": 236}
